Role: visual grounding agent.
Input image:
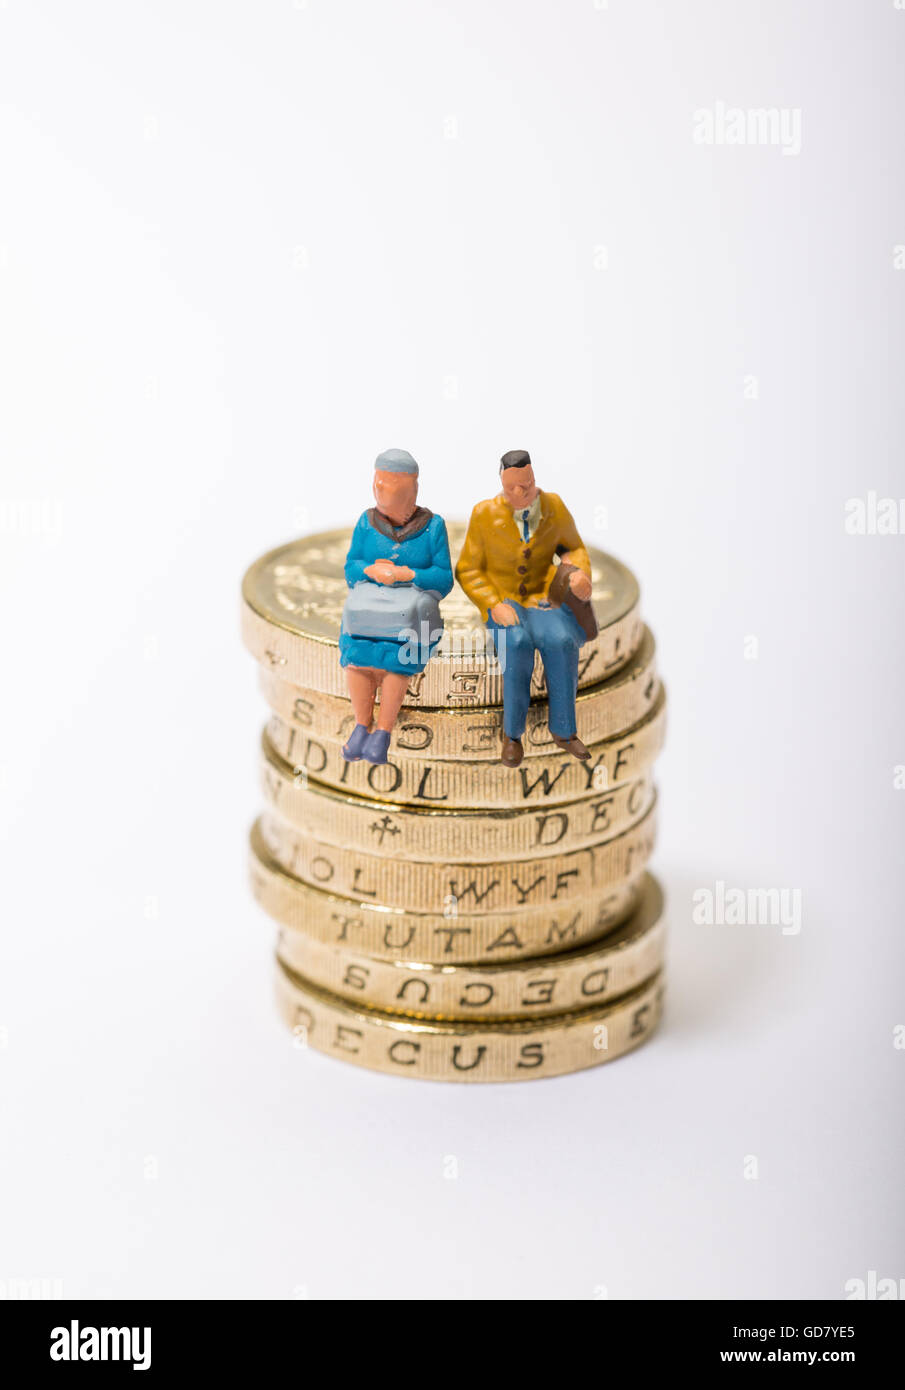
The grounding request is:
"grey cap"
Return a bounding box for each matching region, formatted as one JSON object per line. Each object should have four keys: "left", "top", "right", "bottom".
{"left": 375, "top": 448, "right": 419, "bottom": 475}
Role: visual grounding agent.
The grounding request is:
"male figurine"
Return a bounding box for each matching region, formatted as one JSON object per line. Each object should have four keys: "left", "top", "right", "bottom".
{"left": 455, "top": 450, "right": 595, "bottom": 768}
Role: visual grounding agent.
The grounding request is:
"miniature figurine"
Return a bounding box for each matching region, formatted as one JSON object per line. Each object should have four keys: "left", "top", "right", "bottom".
{"left": 340, "top": 449, "right": 453, "bottom": 764}
{"left": 455, "top": 450, "right": 597, "bottom": 768}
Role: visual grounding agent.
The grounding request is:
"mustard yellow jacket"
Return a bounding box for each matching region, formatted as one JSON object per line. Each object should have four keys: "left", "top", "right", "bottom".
{"left": 455, "top": 490, "right": 591, "bottom": 622}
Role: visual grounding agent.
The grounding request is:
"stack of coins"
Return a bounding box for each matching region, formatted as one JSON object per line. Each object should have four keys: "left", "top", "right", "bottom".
{"left": 241, "top": 524, "right": 666, "bottom": 1083}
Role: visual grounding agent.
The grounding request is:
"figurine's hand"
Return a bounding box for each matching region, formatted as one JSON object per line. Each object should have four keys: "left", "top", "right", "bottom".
{"left": 392, "top": 565, "right": 415, "bottom": 583}
{"left": 364, "top": 560, "right": 397, "bottom": 584}
{"left": 490, "top": 602, "right": 520, "bottom": 626}
{"left": 568, "top": 570, "right": 592, "bottom": 601}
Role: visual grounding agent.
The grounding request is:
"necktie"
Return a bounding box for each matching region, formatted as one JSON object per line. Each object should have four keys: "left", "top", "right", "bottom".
{"left": 521, "top": 509, "right": 530, "bottom": 541}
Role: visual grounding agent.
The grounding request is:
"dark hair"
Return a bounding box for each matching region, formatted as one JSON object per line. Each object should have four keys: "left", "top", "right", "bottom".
{"left": 500, "top": 450, "right": 531, "bottom": 472}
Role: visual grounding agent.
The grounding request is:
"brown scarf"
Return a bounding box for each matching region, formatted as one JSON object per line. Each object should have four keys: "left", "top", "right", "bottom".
{"left": 367, "top": 505, "right": 433, "bottom": 543}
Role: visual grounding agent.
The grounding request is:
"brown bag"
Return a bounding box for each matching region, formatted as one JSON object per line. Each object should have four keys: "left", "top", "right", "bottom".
{"left": 547, "top": 562, "right": 599, "bottom": 643}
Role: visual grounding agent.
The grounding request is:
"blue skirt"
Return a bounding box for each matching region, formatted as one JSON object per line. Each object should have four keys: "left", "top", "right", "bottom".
{"left": 339, "top": 632, "right": 436, "bottom": 676}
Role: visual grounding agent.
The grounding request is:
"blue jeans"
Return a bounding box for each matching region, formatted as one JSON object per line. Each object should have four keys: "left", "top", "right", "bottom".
{"left": 486, "top": 602, "right": 586, "bottom": 740}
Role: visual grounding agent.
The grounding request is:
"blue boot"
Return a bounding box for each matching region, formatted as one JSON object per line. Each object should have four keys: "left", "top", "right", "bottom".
{"left": 342, "top": 723, "right": 370, "bottom": 761}
{"left": 362, "top": 728, "right": 391, "bottom": 765}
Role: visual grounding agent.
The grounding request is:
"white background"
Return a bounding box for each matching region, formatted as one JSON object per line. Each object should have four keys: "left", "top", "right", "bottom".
{"left": 1, "top": 0, "right": 903, "bottom": 1299}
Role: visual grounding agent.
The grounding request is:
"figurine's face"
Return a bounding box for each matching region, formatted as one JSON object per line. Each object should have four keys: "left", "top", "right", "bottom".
{"left": 373, "top": 469, "right": 418, "bottom": 524}
{"left": 500, "top": 463, "right": 539, "bottom": 510}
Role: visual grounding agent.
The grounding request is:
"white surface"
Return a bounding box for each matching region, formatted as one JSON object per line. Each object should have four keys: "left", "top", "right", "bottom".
{"left": 1, "top": 0, "right": 902, "bottom": 1300}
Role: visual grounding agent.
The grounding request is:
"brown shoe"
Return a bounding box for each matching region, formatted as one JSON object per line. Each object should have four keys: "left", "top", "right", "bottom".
{"left": 551, "top": 734, "right": 590, "bottom": 761}
{"left": 501, "top": 736, "right": 524, "bottom": 768}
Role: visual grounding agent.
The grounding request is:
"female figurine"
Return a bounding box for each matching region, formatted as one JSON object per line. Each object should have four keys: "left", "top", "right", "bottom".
{"left": 340, "top": 449, "right": 453, "bottom": 764}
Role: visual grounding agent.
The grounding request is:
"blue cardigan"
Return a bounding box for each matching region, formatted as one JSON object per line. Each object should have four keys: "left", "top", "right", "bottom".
{"left": 344, "top": 510, "right": 453, "bottom": 595}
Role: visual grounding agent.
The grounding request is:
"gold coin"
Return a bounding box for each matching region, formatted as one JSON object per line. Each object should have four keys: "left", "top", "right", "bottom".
{"left": 241, "top": 524, "right": 642, "bottom": 705}
{"left": 276, "top": 874, "right": 665, "bottom": 1020}
{"left": 250, "top": 821, "right": 647, "bottom": 962}
{"left": 275, "top": 961, "right": 665, "bottom": 1082}
{"left": 259, "top": 625, "right": 660, "bottom": 762}
{"left": 263, "top": 682, "right": 667, "bottom": 808}
{"left": 266, "top": 694, "right": 667, "bottom": 804}
{"left": 258, "top": 797, "right": 657, "bottom": 913}
{"left": 261, "top": 731, "right": 655, "bottom": 863}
